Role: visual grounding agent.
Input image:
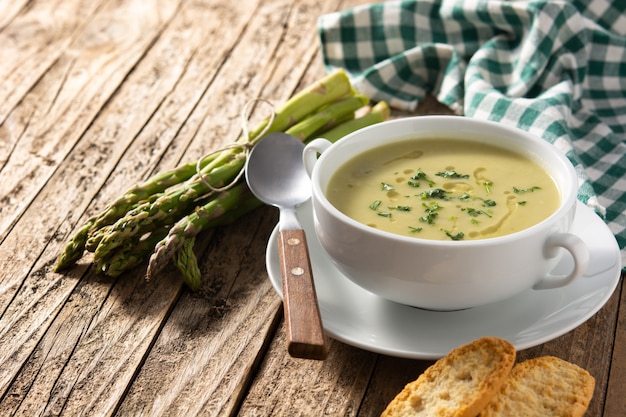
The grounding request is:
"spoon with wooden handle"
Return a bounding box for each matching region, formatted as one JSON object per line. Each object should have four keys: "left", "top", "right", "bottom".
{"left": 245, "top": 132, "right": 327, "bottom": 360}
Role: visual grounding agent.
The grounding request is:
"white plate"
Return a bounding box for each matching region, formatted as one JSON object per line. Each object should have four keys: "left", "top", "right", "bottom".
{"left": 266, "top": 200, "right": 622, "bottom": 359}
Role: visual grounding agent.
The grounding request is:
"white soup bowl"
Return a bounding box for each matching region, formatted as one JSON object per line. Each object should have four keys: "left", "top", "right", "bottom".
{"left": 303, "top": 116, "right": 589, "bottom": 311}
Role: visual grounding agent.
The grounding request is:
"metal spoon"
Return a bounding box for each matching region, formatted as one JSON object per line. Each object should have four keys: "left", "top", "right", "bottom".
{"left": 245, "top": 132, "right": 327, "bottom": 360}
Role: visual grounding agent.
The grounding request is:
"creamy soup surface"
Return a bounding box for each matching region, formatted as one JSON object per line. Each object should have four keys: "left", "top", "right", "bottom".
{"left": 326, "top": 138, "right": 560, "bottom": 241}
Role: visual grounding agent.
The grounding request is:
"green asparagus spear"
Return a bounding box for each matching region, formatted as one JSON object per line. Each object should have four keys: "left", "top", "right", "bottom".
{"left": 93, "top": 91, "right": 368, "bottom": 264}
{"left": 92, "top": 159, "right": 214, "bottom": 230}
{"left": 146, "top": 101, "right": 387, "bottom": 282}
{"left": 98, "top": 227, "right": 170, "bottom": 277}
{"left": 172, "top": 237, "right": 202, "bottom": 291}
{"left": 246, "top": 68, "right": 357, "bottom": 138}
{"left": 285, "top": 94, "right": 369, "bottom": 141}
{"left": 319, "top": 101, "right": 391, "bottom": 143}
{"left": 145, "top": 183, "right": 249, "bottom": 279}
{"left": 55, "top": 70, "right": 392, "bottom": 288}
{"left": 54, "top": 158, "right": 218, "bottom": 272}
{"left": 55, "top": 70, "right": 355, "bottom": 272}
{"left": 111, "top": 99, "right": 390, "bottom": 280}
{"left": 144, "top": 96, "right": 369, "bottom": 278}
{"left": 91, "top": 156, "right": 246, "bottom": 263}
{"left": 54, "top": 221, "right": 94, "bottom": 271}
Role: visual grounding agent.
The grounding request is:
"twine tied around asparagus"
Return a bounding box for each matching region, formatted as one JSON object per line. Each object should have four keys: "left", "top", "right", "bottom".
{"left": 195, "top": 98, "right": 276, "bottom": 194}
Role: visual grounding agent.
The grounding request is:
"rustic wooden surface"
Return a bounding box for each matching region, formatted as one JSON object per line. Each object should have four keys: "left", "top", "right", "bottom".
{"left": 0, "top": 0, "right": 624, "bottom": 416}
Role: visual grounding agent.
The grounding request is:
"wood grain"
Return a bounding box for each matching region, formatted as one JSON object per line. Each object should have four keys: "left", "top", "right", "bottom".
{"left": 277, "top": 228, "right": 326, "bottom": 360}
{"left": 601, "top": 279, "right": 626, "bottom": 417}
{"left": 0, "top": 0, "right": 623, "bottom": 416}
{"left": 0, "top": 0, "right": 181, "bottom": 403}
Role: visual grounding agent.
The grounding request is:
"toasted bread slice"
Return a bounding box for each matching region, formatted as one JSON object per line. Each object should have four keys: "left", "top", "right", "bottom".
{"left": 381, "top": 337, "right": 516, "bottom": 417}
{"left": 478, "top": 356, "right": 595, "bottom": 417}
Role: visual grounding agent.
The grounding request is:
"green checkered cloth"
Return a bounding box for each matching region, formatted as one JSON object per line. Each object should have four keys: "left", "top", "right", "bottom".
{"left": 319, "top": 0, "right": 626, "bottom": 267}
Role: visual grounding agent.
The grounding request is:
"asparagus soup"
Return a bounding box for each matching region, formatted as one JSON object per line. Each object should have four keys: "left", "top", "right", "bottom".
{"left": 326, "top": 138, "right": 560, "bottom": 241}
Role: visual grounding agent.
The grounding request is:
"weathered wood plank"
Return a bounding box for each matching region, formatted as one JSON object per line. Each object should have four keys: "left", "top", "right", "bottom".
{"left": 238, "top": 328, "right": 378, "bottom": 417}
{"left": 0, "top": 0, "right": 179, "bottom": 241}
{"left": 116, "top": 207, "right": 282, "bottom": 416}
{"left": 0, "top": 1, "right": 28, "bottom": 29}
{"left": 0, "top": 0, "right": 107, "bottom": 124}
{"left": 2, "top": 266, "right": 180, "bottom": 416}
{"left": 603, "top": 276, "right": 626, "bottom": 417}
{"left": 0, "top": 0, "right": 184, "bottom": 383}
{"left": 0, "top": 0, "right": 263, "bottom": 409}
{"left": 357, "top": 357, "right": 433, "bottom": 417}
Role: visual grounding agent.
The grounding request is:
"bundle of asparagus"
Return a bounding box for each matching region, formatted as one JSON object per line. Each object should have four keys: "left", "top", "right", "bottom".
{"left": 54, "top": 70, "right": 390, "bottom": 290}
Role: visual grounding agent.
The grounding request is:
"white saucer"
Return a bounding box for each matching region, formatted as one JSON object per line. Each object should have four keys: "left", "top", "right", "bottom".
{"left": 265, "top": 200, "right": 622, "bottom": 359}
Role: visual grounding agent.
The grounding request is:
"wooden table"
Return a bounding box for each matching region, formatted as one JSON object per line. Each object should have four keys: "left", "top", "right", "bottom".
{"left": 1, "top": 0, "right": 624, "bottom": 415}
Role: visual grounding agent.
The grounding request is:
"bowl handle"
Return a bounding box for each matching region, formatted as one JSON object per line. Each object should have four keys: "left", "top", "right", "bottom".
{"left": 533, "top": 233, "right": 590, "bottom": 290}
{"left": 303, "top": 138, "right": 332, "bottom": 178}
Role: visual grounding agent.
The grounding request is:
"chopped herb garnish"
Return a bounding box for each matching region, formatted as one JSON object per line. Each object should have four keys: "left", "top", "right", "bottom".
{"left": 424, "top": 201, "right": 442, "bottom": 210}
{"left": 481, "top": 199, "right": 496, "bottom": 207}
{"left": 407, "top": 180, "right": 420, "bottom": 188}
{"left": 518, "top": 201, "right": 527, "bottom": 206}
{"left": 420, "top": 213, "right": 438, "bottom": 224}
{"left": 436, "top": 170, "right": 469, "bottom": 179}
{"left": 410, "top": 169, "right": 435, "bottom": 187}
{"left": 458, "top": 193, "right": 471, "bottom": 201}
{"left": 409, "top": 226, "right": 423, "bottom": 233}
{"left": 391, "top": 205, "right": 411, "bottom": 211}
{"left": 419, "top": 202, "right": 441, "bottom": 224}
{"left": 482, "top": 180, "right": 494, "bottom": 194}
{"left": 513, "top": 186, "right": 541, "bottom": 194}
{"left": 443, "top": 230, "right": 465, "bottom": 240}
{"left": 462, "top": 207, "right": 492, "bottom": 218}
{"left": 378, "top": 212, "right": 392, "bottom": 218}
{"left": 381, "top": 182, "right": 394, "bottom": 191}
{"left": 420, "top": 188, "right": 449, "bottom": 200}
{"left": 369, "top": 200, "right": 382, "bottom": 210}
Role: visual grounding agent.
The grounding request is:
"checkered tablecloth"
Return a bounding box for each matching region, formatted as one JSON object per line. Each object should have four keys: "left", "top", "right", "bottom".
{"left": 319, "top": 0, "right": 626, "bottom": 268}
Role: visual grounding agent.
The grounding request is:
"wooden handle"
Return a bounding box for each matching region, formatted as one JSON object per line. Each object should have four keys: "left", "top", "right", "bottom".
{"left": 277, "top": 229, "right": 327, "bottom": 360}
